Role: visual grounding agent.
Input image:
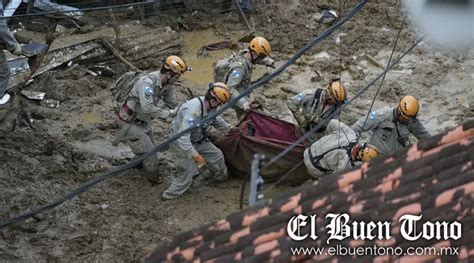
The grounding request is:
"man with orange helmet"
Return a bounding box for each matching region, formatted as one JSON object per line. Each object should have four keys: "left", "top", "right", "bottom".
{"left": 213, "top": 36, "right": 274, "bottom": 117}
{"left": 114, "top": 55, "right": 190, "bottom": 183}
{"left": 162, "top": 83, "right": 235, "bottom": 200}
{"left": 288, "top": 78, "right": 348, "bottom": 139}
{"left": 352, "top": 95, "right": 431, "bottom": 155}
{"left": 304, "top": 119, "right": 378, "bottom": 179}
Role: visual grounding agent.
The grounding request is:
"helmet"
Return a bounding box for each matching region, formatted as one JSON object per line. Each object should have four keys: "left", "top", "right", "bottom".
{"left": 163, "top": 55, "right": 190, "bottom": 74}
{"left": 397, "top": 95, "right": 419, "bottom": 119}
{"left": 327, "top": 79, "right": 347, "bottom": 104}
{"left": 209, "top": 82, "right": 232, "bottom": 104}
{"left": 356, "top": 143, "right": 379, "bottom": 162}
{"left": 249, "top": 37, "right": 271, "bottom": 57}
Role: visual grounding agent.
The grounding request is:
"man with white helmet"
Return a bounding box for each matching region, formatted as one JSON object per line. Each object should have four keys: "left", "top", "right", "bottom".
{"left": 162, "top": 82, "right": 234, "bottom": 200}
{"left": 304, "top": 119, "right": 379, "bottom": 179}
{"left": 114, "top": 55, "right": 190, "bottom": 183}
{"left": 351, "top": 95, "right": 431, "bottom": 155}
{"left": 214, "top": 36, "right": 274, "bottom": 117}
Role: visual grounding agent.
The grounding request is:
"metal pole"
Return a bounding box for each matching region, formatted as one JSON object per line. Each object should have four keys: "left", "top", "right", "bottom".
{"left": 249, "top": 153, "right": 265, "bottom": 206}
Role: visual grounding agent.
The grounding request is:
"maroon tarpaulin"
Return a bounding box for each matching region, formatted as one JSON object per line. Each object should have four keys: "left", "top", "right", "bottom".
{"left": 215, "top": 111, "right": 311, "bottom": 185}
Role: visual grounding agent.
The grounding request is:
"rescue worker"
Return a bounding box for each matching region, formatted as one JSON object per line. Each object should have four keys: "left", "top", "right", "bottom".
{"left": 115, "top": 55, "right": 190, "bottom": 183}
{"left": 0, "top": 3, "right": 22, "bottom": 101}
{"left": 213, "top": 36, "right": 274, "bottom": 117}
{"left": 162, "top": 83, "right": 234, "bottom": 200}
{"left": 288, "top": 79, "right": 347, "bottom": 139}
{"left": 304, "top": 119, "right": 378, "bottom": 179}
{"left": 351, "top": 95, "right": 431, "bottom": 155}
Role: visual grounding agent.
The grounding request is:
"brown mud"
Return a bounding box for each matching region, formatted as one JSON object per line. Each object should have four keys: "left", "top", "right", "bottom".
{"left": 0, "top": 0, "right": 473, "bottom": 261}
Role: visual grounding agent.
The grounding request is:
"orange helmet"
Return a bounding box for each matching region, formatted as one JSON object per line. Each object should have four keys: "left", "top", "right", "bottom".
{"left": 249, "top": 37, "right": 271, "bottom": 57}
{"left": 397, "top": 95, "right": 419, "bottom": 120}
{"left": 209, "top": 82, "right": 232, "bottom": 104}
{"left": 353, "top": 143, "right": 379, "bottom": 162}
{"left": 163, "top": 55, "right": 191, "bottom": 74}
{"left": 327, "top": 79, "right": 347, "bottom": 104}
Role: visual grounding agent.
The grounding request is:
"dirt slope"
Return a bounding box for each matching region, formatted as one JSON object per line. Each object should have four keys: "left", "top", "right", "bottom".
{"left": 0, "top": 0, "right": 472, "bottom": 261}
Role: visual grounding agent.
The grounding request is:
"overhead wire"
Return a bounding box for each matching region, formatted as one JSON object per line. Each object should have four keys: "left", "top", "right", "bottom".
{"left": 238, "top": 0, "right": 368, "bottom": 207}
{"left": 359, "top": 13, "right": 407, "bottom": 131}
{"left": 242, "top": 36, "right": 423, "bottom": 206}
{"left": 0, "top": 0, "right": 369, "bottom": 228}
{"left": 260, "top": 37, "right": 423, "bottom": 174}
{"left": 1, "top": 1, "right": 278, "bottom": 19}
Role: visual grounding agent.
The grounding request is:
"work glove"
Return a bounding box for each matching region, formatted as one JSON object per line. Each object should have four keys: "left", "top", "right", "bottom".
{"left": 242, "top": 101, "right": 251, "bottom": 112}
{"left": 12, "top": 43, "right": 22, "bottom": 56}
{"left": 265, "top": 58, "right": 275, "bottom": 68}
{"left": 228, "top": 126, "right": 240, "bottom": 134}
{"left": 249, "top": 101, "right": 262, "bottom": 110}
{"left": 193, "top": 153, "right": 206, "bottom": 173}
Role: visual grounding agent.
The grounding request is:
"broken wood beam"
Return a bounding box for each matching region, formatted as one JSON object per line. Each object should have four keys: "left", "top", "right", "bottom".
{"left": 98, "top": 38, "right": 139, "bottom": 71}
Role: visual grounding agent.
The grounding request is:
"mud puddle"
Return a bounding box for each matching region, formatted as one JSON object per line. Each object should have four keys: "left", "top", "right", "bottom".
{"left": 181, "top": 28, "right": 230, "bottom": 85}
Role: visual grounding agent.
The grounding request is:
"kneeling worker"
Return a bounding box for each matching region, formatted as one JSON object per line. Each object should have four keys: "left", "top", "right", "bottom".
{"left": 163, "top": 83, "right": 234, "bottom": 200}
{"left": 351, "top": 95, "right": 430, "bottom": 155}
{"left": 304, "top": 119, "right": 378, "bottom": 179}
{"left": 288, "top": 79, "right": 347, "bottom": 140}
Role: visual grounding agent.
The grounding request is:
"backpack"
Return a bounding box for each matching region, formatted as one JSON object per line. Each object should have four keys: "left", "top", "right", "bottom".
{"left": 110, "top": 71, "right": 144, "bottom": 110}
{"left": 213, "top": 54, "right": 238, "bottom": 83}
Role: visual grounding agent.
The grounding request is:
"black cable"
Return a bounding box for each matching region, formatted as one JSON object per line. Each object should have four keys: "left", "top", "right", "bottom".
{"left": 1, "top": 0, "right": 274, "bottom": 19}
{"left": 359, "top": 13, "right": 407, "bottom": 131}
{"left": 240, "top": 37, "right": 423, "bottom": 205}
{"left": 238, "top": 0, "right": 368, "bottom": 210}
{"left": 256, "top": 15, "right": 410, "bottom": 197}
{"left": 262, "top": 37, "right": 423, "bottom": 172}
{"left": 238, "top": 37, "right": 422, "bottom": 209}
{"left": 0, "top": 0, "right": 223, "bottom": 19}
{"left": 0, "top": 0, "right": 368, "bottom": 229}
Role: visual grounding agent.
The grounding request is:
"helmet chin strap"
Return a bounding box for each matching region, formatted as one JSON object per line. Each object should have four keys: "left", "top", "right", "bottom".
{"left": 249, "top": 50, "right": 262, "bottom": 64}
{"left": 351, "top": 144, "right": 359, "bottom": 161}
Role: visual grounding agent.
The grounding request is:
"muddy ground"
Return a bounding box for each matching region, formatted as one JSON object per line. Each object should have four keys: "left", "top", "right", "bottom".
{"left": 1, "top": 0, "right": 473, "bottom": 261}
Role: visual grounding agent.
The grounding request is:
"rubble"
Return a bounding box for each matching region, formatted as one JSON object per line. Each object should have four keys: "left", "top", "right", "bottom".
{"left": 0, "top": 1, "right": 473, "bottom": 261}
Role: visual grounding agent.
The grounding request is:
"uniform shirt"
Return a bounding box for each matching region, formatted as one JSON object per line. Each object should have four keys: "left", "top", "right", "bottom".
{"left": 351, "top": 107, "right": 431, "bottom": 155}
{"left": 0, "top": 4, "right": 19, "bottom": 52}
{"left": 304, "top": 119, "right": 359, "bottom": 178}
{"left": 288, "top": 88, "right": 339, "bottom": 129}
{"left": 214, "top": 49, "right": 273, "bottom": 109}
{"left": 122, "top": 71, "right": 177, "bottom": 123}
{"left": 172, "top": 96, "right": 230, "bottom": 158}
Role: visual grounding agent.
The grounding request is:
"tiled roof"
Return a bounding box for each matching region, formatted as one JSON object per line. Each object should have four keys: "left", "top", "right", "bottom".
{"left": 145, "top": 120, "right": 474, "bottom": 262}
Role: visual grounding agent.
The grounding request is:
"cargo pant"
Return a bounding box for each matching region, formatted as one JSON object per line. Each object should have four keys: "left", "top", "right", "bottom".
{"left": 116, "top": 117, "right": 160, "bottom": 181}
{"left": 163, "top": 140, "right": 228, "bottom": 197}
{"left": 0, "top": 51, "right": 10, "bottom": 98}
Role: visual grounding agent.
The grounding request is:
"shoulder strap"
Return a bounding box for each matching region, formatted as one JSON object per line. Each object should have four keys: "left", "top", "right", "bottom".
{"left": 311, "top": 88, "right": 324, "bottom": 109}
{"left": 197, "top": 97, "right": 204, "bottom": 120}
{"left": 224, "top": 55, "right": 243, "bottom": 84}
{"left": 392, "top": 109, "right": 408, "bottom": 147}
{"left": 309, "top": 142, "right": 353, "bottom": 172}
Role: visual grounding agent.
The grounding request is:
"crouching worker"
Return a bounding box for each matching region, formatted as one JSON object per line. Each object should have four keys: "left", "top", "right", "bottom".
{"left": 351, "top": 95, "right": 430, "bottom": 155}
{"left": 162, "top": 83, "right": 234, "bottom": 200}
{"left": 288, "top": 79, "right": 347, "bottom": 140}
{"left": 304, "top": 119, "right": 378, "bottom": 179}
{"left": 113, "top": 55, "right": 190, "bottom": 184}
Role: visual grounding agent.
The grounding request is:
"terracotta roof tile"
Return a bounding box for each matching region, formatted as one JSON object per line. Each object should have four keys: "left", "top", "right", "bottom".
{"left": 145, "top": 121, "right": 474, "bottom": 262}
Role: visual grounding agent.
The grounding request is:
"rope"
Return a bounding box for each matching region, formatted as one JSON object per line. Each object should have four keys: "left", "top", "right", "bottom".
{"left": 238, "top": 0, "right": 368, "bottom": 210}
{"left": 1, "top": 0, "right": 233, "bottom": 19}
{"left": 238, "top": 36, "right": 423, "bottom": 209}
{"left": 261, "top": 37, "right": 423, "bottom": 172}
{"left": 0, "top": 0, "right": 369, "bottom": 229}
{"left": 360, "top": 13, "right": 407, "bottom": 131}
